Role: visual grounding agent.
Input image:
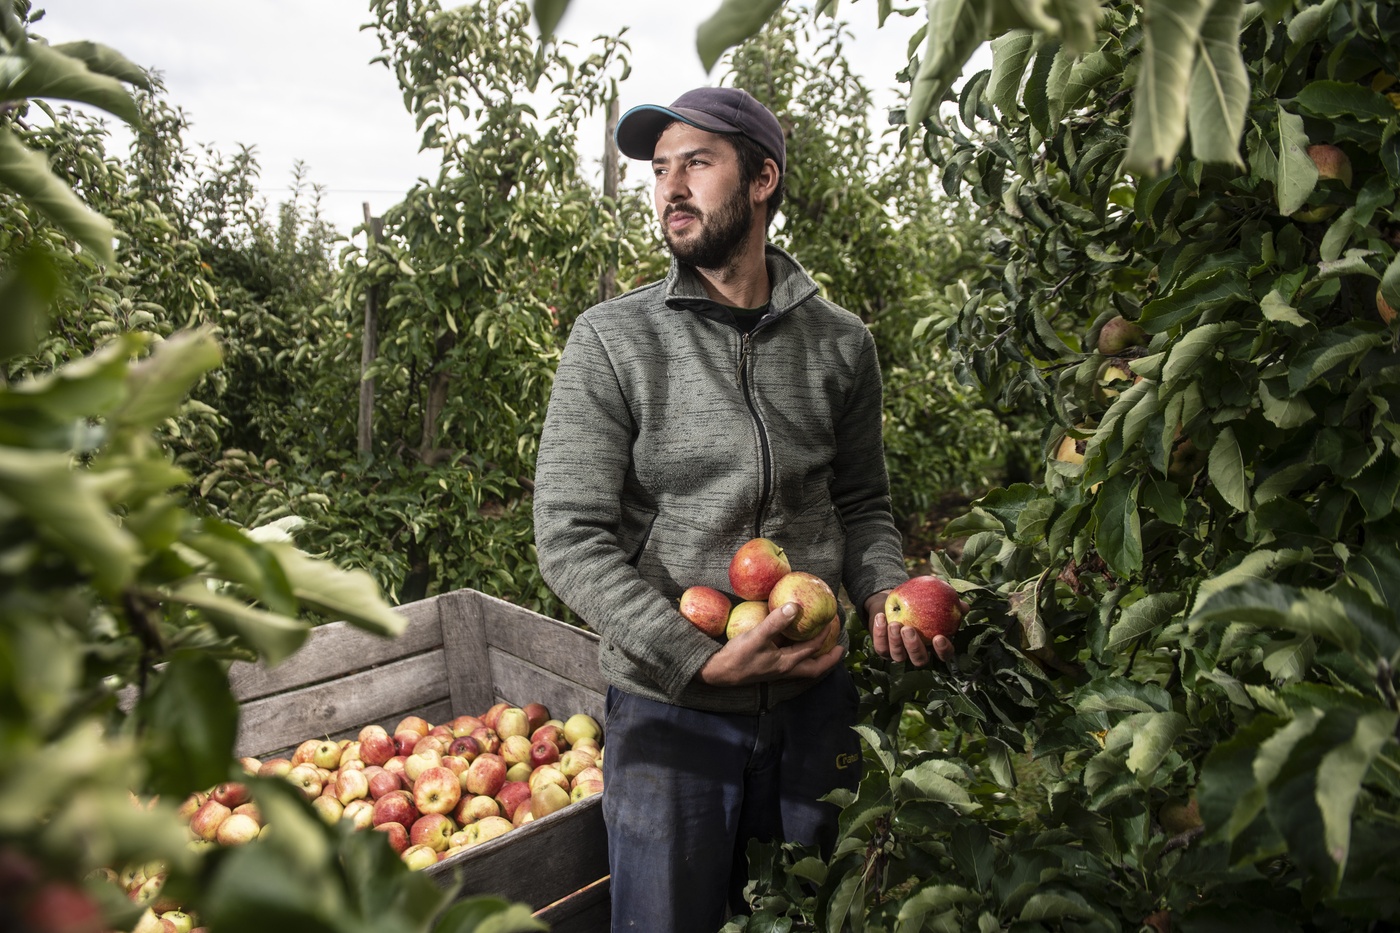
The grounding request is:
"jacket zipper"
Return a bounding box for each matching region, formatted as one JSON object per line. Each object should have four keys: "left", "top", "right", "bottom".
{"left": 737, "top": 331, "right": 773, "bottom": 538}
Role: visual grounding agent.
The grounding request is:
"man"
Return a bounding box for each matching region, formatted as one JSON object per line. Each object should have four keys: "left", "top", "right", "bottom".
{"left": 533, "top": 87, "right": 952, "bottom": 933}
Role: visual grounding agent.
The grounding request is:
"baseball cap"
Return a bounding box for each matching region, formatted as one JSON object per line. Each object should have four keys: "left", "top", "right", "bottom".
{"left": 614, "top": 87, "right": 786, "bottom": 171}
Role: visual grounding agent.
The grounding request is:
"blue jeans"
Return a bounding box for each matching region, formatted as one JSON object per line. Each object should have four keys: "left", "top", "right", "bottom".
{"left": 602, "top": 666, "right": 863, "bottom": 933}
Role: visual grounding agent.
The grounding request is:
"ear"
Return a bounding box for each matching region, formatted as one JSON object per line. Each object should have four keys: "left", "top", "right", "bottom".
{"left": 749, "top": 157, "right": 780, "bottom": 205}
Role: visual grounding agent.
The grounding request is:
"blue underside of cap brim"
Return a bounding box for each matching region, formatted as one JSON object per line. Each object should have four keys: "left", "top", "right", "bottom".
{"left": 614, "top": 104, "right": 741, "bottom": 160}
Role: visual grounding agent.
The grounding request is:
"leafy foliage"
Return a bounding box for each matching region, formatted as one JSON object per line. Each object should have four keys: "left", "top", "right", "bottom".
{"left": 0, "top": 6, "right": 535, "bottom": 931}
{"left": 716, "top": 1, "right": 1400, "bottom": 931}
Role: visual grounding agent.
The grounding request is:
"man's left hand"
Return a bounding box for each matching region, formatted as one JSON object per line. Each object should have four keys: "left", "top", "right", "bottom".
{"left": 867, "top": 590, "right": 957, "bottom": 668}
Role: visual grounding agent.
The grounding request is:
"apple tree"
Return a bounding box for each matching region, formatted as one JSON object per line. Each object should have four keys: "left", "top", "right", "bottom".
{"left": 601, "top": 0, "right": 1400, "bottom": 930}
{"left": 0, "top": 7, "right": 541, "bottom": 932}
{"left": 196, "top": 0, "right": 654, "bottom": 616}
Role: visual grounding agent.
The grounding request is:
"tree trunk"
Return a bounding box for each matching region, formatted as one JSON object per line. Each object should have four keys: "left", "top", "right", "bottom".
{"left": 357, "top": 204, "right": 384, "bottom": 456}
{"left": 599, "top": 94, "right": 620, "bottom": 303}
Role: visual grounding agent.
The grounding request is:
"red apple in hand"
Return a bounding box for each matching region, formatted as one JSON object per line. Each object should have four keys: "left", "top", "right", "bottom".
{"left": 679, "top": 585, "right": 732, "bottom": 637}
{"left": 728, "top": 537, "right": 791, "bottom": 601}
{"left": 768, "top": 571, "right": 837, "bottom": 641}
{"left": 885, "top": 575, "right": 967, "bottom": 643}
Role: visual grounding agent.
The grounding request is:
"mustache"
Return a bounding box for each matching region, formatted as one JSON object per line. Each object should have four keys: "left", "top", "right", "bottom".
{"left": 664, "top": 204, "right": 703, "bottom": 222}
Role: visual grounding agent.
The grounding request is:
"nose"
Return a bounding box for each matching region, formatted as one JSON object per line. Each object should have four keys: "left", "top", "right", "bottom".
{"left": 656, "top": 166, "right": 689, "bottom": 203}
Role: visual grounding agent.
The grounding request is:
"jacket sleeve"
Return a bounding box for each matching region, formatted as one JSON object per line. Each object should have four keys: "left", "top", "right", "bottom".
{"left": 532, "top": 316, "right": 719, "bottom": 701}
{"left": 831, "top": 330, "right": 909, "bottom": 615}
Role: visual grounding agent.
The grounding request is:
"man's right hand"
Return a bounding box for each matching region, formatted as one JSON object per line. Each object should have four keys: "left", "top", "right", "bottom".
{"left": 696, "top": 603, "right": 843, "bottom": 687}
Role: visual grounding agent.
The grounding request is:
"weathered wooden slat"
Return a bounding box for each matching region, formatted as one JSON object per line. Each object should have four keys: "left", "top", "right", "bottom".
{"left": 250, "top": 698, "right": 456, "bottom": 762}
{"left": 438, "top": 590, "right": 494, "bottom": 716}
{"left": 472, "top": 593, "right": 607, "bottom": 695}
{"left": 534, "top": 876, "right": 610, "bottom": 933}
{"left": 235, "top": 651, "right": 449, "bottom": 758}
{"left": 489, "top": 652, "right": 606, "bottom": 726}
{"left": 428, "top": 795, "right": 607, "bottom": 909}
{"left": 229, "top": 597, "right": 445, "bottom": 702}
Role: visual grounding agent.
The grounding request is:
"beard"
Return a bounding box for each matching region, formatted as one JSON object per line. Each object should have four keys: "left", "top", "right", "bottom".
{"left": 662, "top": 185, "right": 754, "bottom": 271}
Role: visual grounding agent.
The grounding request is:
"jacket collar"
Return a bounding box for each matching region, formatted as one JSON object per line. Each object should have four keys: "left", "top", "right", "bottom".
{"left": 663, "top": 243, "right": 821, "bottom": 321}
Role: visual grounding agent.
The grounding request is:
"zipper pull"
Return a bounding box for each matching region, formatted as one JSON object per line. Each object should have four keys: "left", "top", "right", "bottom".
{"left": 736, "top": 332, "right": 751, "bottom": 384}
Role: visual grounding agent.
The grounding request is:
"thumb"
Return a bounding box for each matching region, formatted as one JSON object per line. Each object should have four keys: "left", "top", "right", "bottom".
{"left": 764, "top": 602, "right": 798, "bottom": 634}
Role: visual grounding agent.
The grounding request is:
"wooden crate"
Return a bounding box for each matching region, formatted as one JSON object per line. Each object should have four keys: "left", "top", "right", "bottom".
{"left": 229, "top": 588, "right": 610, "bottom": 933}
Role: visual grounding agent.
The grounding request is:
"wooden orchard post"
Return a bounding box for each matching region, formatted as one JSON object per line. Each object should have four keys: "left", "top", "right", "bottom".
{"left": 599, "top": 94, "right": 619, "bottom": 304}
{"left": 358, "top": 203, "right": 383, "bottom": 456}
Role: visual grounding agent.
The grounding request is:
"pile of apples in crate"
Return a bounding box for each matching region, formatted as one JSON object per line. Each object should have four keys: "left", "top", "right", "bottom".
{"left": 183, "top": 701, "right": 604, "bottom": 871}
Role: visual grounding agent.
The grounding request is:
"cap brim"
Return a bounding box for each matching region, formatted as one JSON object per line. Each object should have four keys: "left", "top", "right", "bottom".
{"left": 613, "top": 104, "right": 743, "bottom": 161}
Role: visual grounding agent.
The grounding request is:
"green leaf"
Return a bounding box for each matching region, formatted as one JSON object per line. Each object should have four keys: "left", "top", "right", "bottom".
{"left": 853, "top": 722, "right": 897, "bottom": 776}
{"left": 898, "top": 760, "right": 979, "bottom": 812}
{"left": 109, "top": 329, "right": 224, "bottom": 436}
{"left": 1316, "top": 709, "right": 1400, "bottom": 872}
{"left": 433, "top": 897, "right": 548, "bottom": 933}
{"left": 184, "top": 519, "right": 297, "bottom": 617}
{"left": 1342, "top": 452, "right": 1400, "bottom": 522}
{"left": 1275, "top": 105, "right": 1317, "bottom": 216}
{"left": 1125, "top": 0, "right": 1213, "bottom": 175}
{"left": 1074, "top": 677, "right": 1174, "bottom": 713}
{"left": 138, "top": 653, "right": 240, "bottom": 797}
{"left": 1260, "top": 288, "right": 1309, "bottom": 327}
{"left": 340, "top": 827, "right": 458, "bottom": 926}
{"left": 1259, "top": 379, "right": 1315, "bottom": 428}
{"left": 0, "top": 448, "right": 139, "bottom": 596}
{"left": 949, "top": 822, "right": 995, "bottom": 890}
{"left": 265, "top": 543, "right": 406, "bottom": 637}
{"left": 165, "top": 581, "right": 310, "bottom": 665}
{"left": 1379, "top": 252, "right": 1400, "bottom": 312}
{"left": 0, "top": 247, "right": 57, "bottom": 361}
{"left": 1126, "top": 711, "right": 1188, "bottom": 781}
{"left": 49, "top": 41, "right": 151, "bottom": 89}
{"left": 532, "top": 0, "right": 570, "bottom": 38}
{"left": 907, "top": 0, "right": 989, "bottom": 126}
{"left": 1019, "top": 889, "right": 1105, "bottom": 922}
{"left": 1, "top": 38, "right": 142, "bottom": 123}
{"left": 1287, "top": 327, "right": 1386, "bottom": 394}
{"left": 1193, "top": 581, "right": 1361, "bottom": 655}
{"left": 1139, "top": 267, "right": 1248, "bottom": 332}
{"left": 1106, "top": 592, "right": 1183, "bottom": 650}
{"left": 0, "top": 127, "right": 116, "bottom": 262}
{"left": 696, "top": 0, "right": 785, "bottom": 72}
{"left": 987, "top": 29, "right": 1036, "bottom": 117}
{"left": 1187, "top": 0, "right": 1248, "bottom": 166}
{"left": 1192, "top": 548, "right": 1311, "bottom": 613}
{"left": 1091, "top": 473, "right": 1142, "bottom": 578}
{"left": 1292, "top": 80, "right": 1397, "bottom": 121}
{"left": 1161, "top": 321, "right": 1239, "bottom": 391}
{"left": 1208, "top": 425, "right": 1249, "bottom": 511}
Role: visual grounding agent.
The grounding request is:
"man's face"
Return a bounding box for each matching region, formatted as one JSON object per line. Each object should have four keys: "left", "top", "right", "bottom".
{"left": 651, "top": 122, "right": 754, "bottom": 270}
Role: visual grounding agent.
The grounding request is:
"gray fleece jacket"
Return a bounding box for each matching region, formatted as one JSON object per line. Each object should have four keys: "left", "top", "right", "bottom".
{"left": 532, "top": 244, "right": 908, "bottom": 713}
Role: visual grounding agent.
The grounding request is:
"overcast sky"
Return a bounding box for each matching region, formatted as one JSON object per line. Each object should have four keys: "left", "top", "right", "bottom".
{"left": 35, "top": 0, "right": 945, "bottom": 237}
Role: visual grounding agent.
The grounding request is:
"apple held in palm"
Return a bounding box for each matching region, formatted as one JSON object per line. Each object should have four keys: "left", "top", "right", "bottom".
{"left": 884, "top": 576, "right": 969, "bottom": 643}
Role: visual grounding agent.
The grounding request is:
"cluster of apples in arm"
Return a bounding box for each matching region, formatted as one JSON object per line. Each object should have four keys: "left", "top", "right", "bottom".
{"left": 677, "top": 537, "right": 842, "bottom": 652}
{"left": 170, "top": 702, "right": 603, "bottom": 874}
{"left": 678, "top": 538, "right": 969, "bottom": 651}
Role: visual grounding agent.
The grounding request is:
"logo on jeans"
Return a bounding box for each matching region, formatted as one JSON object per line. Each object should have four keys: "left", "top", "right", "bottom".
{"left": 835, "top": 752, "right": 860, "bottom": 770}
